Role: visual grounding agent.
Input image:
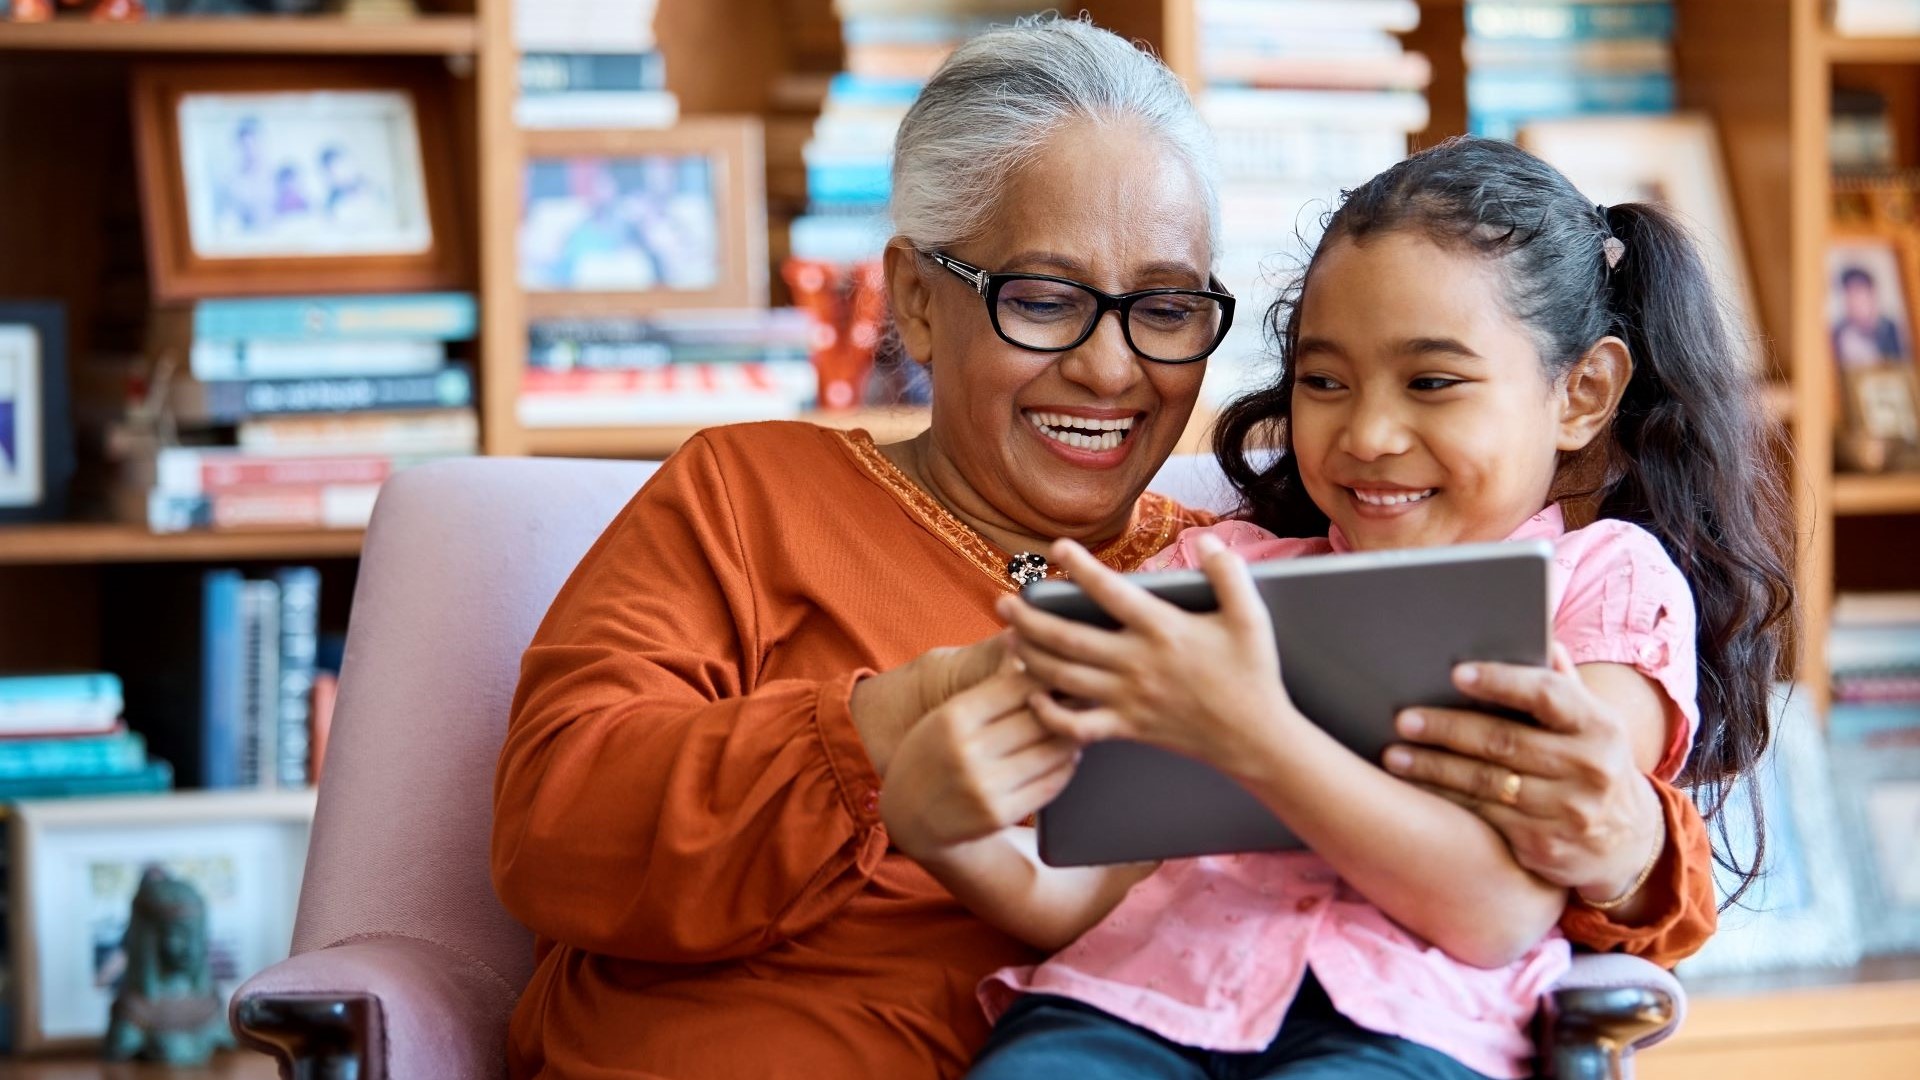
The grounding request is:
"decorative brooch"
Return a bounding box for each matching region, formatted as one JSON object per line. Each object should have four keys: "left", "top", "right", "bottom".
{"left": 1006, "top": 551, "right": 1050, "bottom": 588}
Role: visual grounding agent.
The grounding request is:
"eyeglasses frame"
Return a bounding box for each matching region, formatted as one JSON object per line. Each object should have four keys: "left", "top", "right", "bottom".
{"left": 923, "top": 251, "right": 1235, "bottom": 365}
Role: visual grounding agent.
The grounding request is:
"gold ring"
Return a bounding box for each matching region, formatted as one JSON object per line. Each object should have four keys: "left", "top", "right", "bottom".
{"left": 1497, "top": 769, "right": 1523, "bottom": 806}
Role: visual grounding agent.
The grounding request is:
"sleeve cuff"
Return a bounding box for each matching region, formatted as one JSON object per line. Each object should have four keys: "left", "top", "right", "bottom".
{"left": 1559, "top": 777, "right": 1716, "bottom": 966}
{"left": 813, "top": 669, "right": 885, "bottom": 829}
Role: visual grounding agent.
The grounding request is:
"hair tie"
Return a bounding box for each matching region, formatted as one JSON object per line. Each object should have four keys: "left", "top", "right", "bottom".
{"left": 1596, "top": 204, "right": 1626, "bottom": 270}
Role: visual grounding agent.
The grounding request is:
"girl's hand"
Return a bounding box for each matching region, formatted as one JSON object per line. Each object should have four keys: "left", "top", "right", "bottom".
{"left": 1381, "top": 644, "right": 1666, "bottom": 904}
{"left": 998, "top": 535, "right": 1295, "bottom": 771}
{"left": 879, "top": 667, "right": 1081, "bottom": 861}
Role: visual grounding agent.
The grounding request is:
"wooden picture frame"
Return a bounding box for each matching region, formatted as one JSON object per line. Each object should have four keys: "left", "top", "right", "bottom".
{"left": 1518, "top": 114, "right": 1764, "bottom": 375}
{"left": 131, "top": 61, "right": 466, "bottom": 302}
{"left": 519, "top": 117, "right": 768, "bottom": 317}
{"left": 0, "top": 300, "right": 75, "bottom": 524}
{"left": 1828, "top": 232, "right": 1920, "bottom": 470}
{"left": 6, "top": 790, "right": 315, "bottom": 1054}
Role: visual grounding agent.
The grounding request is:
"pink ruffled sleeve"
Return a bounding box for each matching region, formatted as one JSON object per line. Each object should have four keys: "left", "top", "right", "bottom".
{"left": 1550, "top": 521, "right": 1700, "bottom": 781}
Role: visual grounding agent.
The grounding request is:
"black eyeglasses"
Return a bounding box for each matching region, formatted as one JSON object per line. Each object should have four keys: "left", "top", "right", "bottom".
{"left": 924, "top": 251, "right": 1235, "bottom": 365}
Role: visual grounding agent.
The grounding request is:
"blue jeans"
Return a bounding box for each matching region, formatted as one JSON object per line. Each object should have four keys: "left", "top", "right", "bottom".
{"left": 968, "top": 971, "right": 1495, "bottom": 1080}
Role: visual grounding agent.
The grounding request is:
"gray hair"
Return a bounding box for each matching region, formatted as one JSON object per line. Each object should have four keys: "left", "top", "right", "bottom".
{"left": 889, "top": 15, "right": 1221, "bottom": 260}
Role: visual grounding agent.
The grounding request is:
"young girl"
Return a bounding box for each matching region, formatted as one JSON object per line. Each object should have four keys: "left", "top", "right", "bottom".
{"left": 910, "top": 137, "right": 1794, "bottom": 1079}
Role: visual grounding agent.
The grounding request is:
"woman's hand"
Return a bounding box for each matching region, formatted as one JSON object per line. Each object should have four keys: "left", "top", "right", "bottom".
{"left": 998, "top": 535, "right": 1296, "bottom": 772}
{"left": 879, "top": 668, "right": 1080, "bottom": 860}
{"left": 850, "top": 633, "right": 1010, "bottom": 777}
{"left": 1382, "top": 644, "right": 1667, "bottom": 908}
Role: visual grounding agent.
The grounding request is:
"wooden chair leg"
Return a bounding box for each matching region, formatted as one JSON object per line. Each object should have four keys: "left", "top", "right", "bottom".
{"left": 1543, "top": 984, "right": 1677, "bottom": 1080}
{"left": 233, "top": 993, "right": 381, "bottom": 1080}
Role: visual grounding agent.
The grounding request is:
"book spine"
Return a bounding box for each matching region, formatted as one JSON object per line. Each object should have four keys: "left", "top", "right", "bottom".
{"left": 1467, "top": 69, "right": 1675, "bottom": 114}
{"left": 189, "top": 339, "right": 447, "bottom": 382}
{"left": 0, "top": 759, "right": 173, "bottom": 800}
{"left": 1466, "top": 2, "right": 1676, "bottom": 42}
{"left": 239, "top": 579, "right": 282, "bottom": 789}
{"left": 513, "top": 92, "right": 680, "bottom": 129}
{"left": 192, "top": 293, "right": 479, "bottom": 342}
{"left": 275, "top": 567, "right": 321, "bottom": 788}
{"left": 1199, "top": 0, "right": 1422, "bottom": 34}
{"left": 0, "top": 731, "right": 146, "bottom": 780}
{"left": 202, "top": 570, "right": 245, "bottom": 789}
{"left": 236, "top": 409, "right": 479, "bottom": 457}
{"left": 206, "top": 484, "right": 384, "bottom": 532}
{"left": 518, "top": 52, "right": 668, "bottom": 93}
{"left": 192, "top": 364, "right": 474, "bottom": 423}
{"left": 156, "top": 449, "right": 396, "bottom": 496}
{"left": 0, "top": 672, "right": 123, "bottom": 708}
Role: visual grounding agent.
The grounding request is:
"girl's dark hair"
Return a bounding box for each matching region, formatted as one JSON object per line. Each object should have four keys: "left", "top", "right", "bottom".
{"left": 1215, "top": 136, "right": 1795, "bottom": 902}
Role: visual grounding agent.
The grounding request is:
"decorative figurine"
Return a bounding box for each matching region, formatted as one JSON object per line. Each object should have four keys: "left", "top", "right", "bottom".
{"left": 784, "top": 258, "right": 889, "bottom": 412}
{"left": 104, "top": 867, "right": 234, "bottom": 1066}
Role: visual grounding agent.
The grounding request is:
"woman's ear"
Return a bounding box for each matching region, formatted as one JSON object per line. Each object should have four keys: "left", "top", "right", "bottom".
{"left": 1557, "top": 336, "right": 1632, "bottom": 452}
{"left": 884, "top": 240, "right": 935, "bottom": 368}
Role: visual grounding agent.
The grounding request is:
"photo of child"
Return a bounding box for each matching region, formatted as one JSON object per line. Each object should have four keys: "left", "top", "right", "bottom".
{"left": 178, "top": 89, "right": 432, "bottom": 259}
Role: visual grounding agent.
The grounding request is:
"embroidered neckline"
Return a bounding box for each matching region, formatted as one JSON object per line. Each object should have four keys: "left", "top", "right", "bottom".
{"left": 835, "top": 428, "right": 1193, "bottom": 593}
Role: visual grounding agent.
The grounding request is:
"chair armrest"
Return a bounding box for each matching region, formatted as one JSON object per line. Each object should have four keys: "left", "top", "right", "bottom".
{"left": 230, "top": 936, "right": 519, "bottom": 1080}
{"left": 1543, "top": 953, "right": 1685, "bottom": 1080}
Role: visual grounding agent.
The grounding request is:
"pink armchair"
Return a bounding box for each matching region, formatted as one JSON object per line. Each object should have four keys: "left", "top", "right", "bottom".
{"left": 231, "top": 453, "right": 1683, "bottom": 1079}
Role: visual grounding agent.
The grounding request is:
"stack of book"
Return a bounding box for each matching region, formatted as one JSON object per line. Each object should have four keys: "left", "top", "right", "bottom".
{"left": 0, "top": 674, "right": 173, "bottom": 800}
{"left": 1464, "top": 1, "right": 1675, "bottom": 141}
{"left": 125, "top": 292, "right": 481, "bottom": 534}
{"left": 788, "top": 0, "right": 1043, "bottom": 267}
{"left": 1832, "top": 0, "right": 1920, "bottom": 35}
{"left": 520, "top": 309, "right": 819, "bottom": 427}
{"left": 1195, "top": 0, "right": 1430, "bottom": 404}
{"left": 1829, "top": 592, "right": 1920, "bottom": 749}
{"left": 109, "top": 567, "right": 329, "bottom": 791}
{"left": 512, "top": 0, "right": 677, "bottom": 129}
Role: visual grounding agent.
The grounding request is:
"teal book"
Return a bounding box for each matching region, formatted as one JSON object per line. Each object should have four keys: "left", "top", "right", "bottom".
{"left": 1467, "top": 2, "right": 1675, "bottom": 42}
{"left": 0, "top": 730, "right": 148, "bottom": 780}
{"left": 192, "top": 293, "right": 479, "bottom": 342}
{"left": 0, "top": 760, "right": 173, "bottom": 800}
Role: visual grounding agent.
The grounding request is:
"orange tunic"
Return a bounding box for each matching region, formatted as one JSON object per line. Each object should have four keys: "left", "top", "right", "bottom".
{"left": 492, "top": 421, "right": 1717, "bottom": 1080}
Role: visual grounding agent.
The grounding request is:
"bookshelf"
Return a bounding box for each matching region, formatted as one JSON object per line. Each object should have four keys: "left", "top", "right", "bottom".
{"left": 0, "top": 2, "right": 1915, "bottom": 1074}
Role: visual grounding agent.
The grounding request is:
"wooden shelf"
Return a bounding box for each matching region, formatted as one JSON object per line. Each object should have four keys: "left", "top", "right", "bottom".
{"left": 523, "top": 408, "right": 934, "bottom": 459}
{"left": 1826, "top": 33, "right": 1920, "bottom": 65}
{"left": 0, "top": 522, "right": 362, "bottom": 566}
{"left": 1833, "top": 472, "right": 1920, "bottom": 516}
{"left": 0, "top": 15, "right": 482, "bottom": 56}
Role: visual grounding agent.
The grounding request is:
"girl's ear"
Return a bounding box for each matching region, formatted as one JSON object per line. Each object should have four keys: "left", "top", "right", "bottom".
{"left": 884, "top": 240, "right": 936, "bottom": 369}
{"left": 1557, "top": 336, "right": 1632, "bottom": 452}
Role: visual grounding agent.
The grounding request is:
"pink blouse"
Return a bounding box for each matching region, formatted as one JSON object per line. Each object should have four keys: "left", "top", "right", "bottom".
{"left": 981, "top": 505, "right": 1699, "bottom": 1079}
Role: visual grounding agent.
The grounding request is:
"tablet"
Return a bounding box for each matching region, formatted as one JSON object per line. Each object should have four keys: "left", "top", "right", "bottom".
{"left": 1025, "top": 539, "right": 1553, "bottom": 867}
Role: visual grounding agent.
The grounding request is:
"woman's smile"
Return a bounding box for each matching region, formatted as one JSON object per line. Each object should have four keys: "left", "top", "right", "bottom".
{"left": 1021, "top": 407, "right": 1146, "bottom": 467}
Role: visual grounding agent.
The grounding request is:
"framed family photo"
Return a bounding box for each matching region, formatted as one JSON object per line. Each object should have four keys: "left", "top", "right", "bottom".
{"left": 0, "top": 300, "right": 74, "bottom": 524}
{"left": 1518, "top": 114, "right": 1764, "bottom": 375}
{"left": 132, "top": 62, "right": 465, "bottom": 301}
{"left": 519, "top": 118, "right": 768, "bottom": 316}
{"left": 7, "top": 790, "right": 314, "bottom": 1053}
{"left": 1828, "top": 235, "right": 1920, "bottom": 470}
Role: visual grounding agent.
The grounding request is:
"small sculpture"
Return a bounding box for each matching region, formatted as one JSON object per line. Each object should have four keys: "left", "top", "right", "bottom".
{"left": 104, "top": 867, "right": 235, "bottom": 1066}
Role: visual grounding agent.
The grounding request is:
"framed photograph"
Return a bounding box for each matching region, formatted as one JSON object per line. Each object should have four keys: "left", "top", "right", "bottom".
{"left": 1828, "top": 237, "right": 1916, "bottom": 369}
{"left": 519, "top": 118, "right": 768, "bottom": 316}
{"left": 1518, "top": 114, "right": 1764, "bottom": 375}
{"left": 1829, "top": 733, "right": 1920, "bottom": 955}
{"left": 132, "top": 62, "right": 465, "bottom": 301}
{"left": 0, "top": 300, "right": 74, "bottom": 524}
{"left": 7, "top": 790, "right": 314, "bottom": 1053}
{"left": 1676, "top": 687, "right": 1863, "bottom": 979}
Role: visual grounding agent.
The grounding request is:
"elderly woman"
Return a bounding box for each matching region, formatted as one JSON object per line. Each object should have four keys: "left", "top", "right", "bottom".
{"left": 492, "top": 18, "right": 1715, "bottom": 1079}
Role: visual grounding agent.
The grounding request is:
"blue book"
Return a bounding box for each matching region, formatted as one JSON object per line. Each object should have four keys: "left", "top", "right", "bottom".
{"left": 0, "top": 731, "right": 147, "bottom": 781}
{"left": 1467, "top": 2, "right": 1675, "bottom": 42}
{"left": 192, "top": 293, "right": 479, "bottom": 343}
{"left": 201, "top": 570, "right": 245, "bottom": 790}
{"left": 0, "top": 672, "right": 123, "bottom": 736}
{"left": 1467, "top": 69, "right": 1675, "bottom": 114}
{"left": 827, "top": 73, "right": 925, "bottom": 105}
{"left": 0, "top": 760, "right": 174, "bottom": 800}
{"left": 519, "top": 52, "right": 667, "bottom": 94}
{"left": 806, "top": 164, "right": 893, "bottom": 205}
{"left": 275, "top": 567, "right": 321, "bottom": 788}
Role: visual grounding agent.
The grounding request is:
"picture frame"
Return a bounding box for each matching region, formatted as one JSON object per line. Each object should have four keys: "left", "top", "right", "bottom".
{"left": 1676, "top": 687, "right": 1863, "bottom": 980}
{"left": 131, "top": 61, "right": 466, "bottom": 302}
{"left": 0, "top": 300, "right": 75, "bottom": 524}
{"left": 1517, "top": 114, "right": 1764, "bottom": 375}
{"left": 1828, "top": 730, "right": 1920, "bottom": 956}
{"left": 6, "top": 790, "right": 314, "bottom": 1053}
{"left": 1828, "top": 234, "right": 1920, "bottom": 470}
{"left": 519, "top": 118, "right": 768, "bottom": 317}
